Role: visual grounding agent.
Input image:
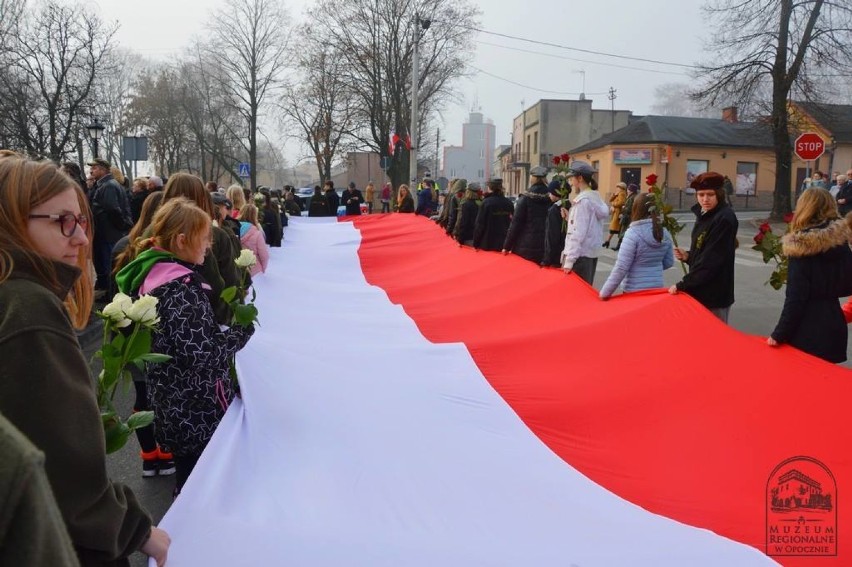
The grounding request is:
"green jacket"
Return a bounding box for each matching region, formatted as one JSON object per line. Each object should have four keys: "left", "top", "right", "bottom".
{"left": 0, "top": 411, "right": 80, "bottom": 567}
{"left": 0, "top": 253, "right": 152, "bottom": 567}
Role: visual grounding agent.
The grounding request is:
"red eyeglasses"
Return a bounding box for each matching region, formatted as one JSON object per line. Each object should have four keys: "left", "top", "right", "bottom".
{"left": 28, "top": 213, "right": 89, "bottom": 237}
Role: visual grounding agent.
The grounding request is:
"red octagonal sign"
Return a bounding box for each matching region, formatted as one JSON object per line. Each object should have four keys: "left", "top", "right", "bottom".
{"left": 795, "top": 132, "right": 825, "bottom": 161}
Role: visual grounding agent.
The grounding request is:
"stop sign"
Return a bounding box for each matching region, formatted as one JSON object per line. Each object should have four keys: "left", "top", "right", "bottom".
{"left": 794, "top": 132, "right": 825, "bottom": 161}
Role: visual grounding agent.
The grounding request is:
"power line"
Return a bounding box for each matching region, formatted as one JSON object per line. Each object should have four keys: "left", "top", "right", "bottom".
{"left": 433, "top": 19, "right": 700, "bottom": 70}
{"left": 469, "top": 65, "right": 607, "bottom": 96}
{"left": 476, "top": 40, "right": 692, "bottom": 77}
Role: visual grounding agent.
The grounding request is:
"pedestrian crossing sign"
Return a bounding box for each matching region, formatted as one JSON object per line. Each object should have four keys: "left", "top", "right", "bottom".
{"left": 238, "top": 163, "right": 250, "bottom": 178}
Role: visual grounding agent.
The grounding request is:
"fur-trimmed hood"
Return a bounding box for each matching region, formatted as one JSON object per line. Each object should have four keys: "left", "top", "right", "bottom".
{"left": 782, "top": 219, "right": 852, "bottom": 258}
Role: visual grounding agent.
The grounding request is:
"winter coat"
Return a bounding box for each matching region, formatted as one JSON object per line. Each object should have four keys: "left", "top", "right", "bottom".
{"left": 562, "top": 189, "right": 610, "bottom": 270}
{"left": 283, "top": 199, "right": 302, "bottom": 216}
{"left": 416, "top": 188, "right": 437, "bottom": 216}
{"left": 771, "top": 220, "right": 852, "bottom": 363}
{"left": 0, "top": 412, "right": 80, "bottom": 567}
{"left": 445, "top": 194, "right": 463, "bottom": 233}
{"left": 608, "top": 188, "right": 627, "bottom": 232}
{"left": 116, "top": 252, "right": 254, "bottom": 456}
{"left": 342, "top": 188, "right": 364, "bottom": 215}
{"left": 600, "top": 219, "right": 674, "bottom": 298}
{"left": 473, "top": 192, "right": 514, "bottom": 251}
{"left": 674, "top": 203, "right": 738, "bottom": 309}
{"left": 128, "top": 190, "right": 149, "bottom": 224}
{"left": 239, "top": 222, "right": 269, "bottom": 276}
{"left": 90, "top": 174, "right": 132, "bottom": 244}
{"left": 397, "top": 194, "right": 415, "bottom": 213}
{"left": 619, "top": 193, "right": 637, "bottom": 235}
{"left": 309, "top": 192, "right": 329, "bottom": 217}
{"left": 836, "top": 182, "right": 852, "bottom": 216}
{"left": 453, "top": 197, "right": 480, "bottom": 243}
{"left": 261, "top": 206, "right": 282, "bottom": 247}
{"left": 502, "top": 182, "right": 551, "bottom": 263}
{"left": 542, "top": 200, "right": 569, "bottom": 267}
{"left": 325, "top": 189, "right": 340, "bottom": 216}
{"left": 0, "top": 254, "right": 152, "bottom": 566}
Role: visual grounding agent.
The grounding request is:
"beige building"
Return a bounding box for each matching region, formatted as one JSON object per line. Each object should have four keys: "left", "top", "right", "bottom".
{"left": 569, "top": 109, "right": 778, "bottom": 207}
{"left": 788, "top": 101, "right": 852, "bottom": 182}
{"left": 504, "top": 99, "right": 632, "bottom": 196}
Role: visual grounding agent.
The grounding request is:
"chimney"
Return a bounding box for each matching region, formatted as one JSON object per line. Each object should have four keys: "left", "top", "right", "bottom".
{"left": 722, "top": 106, "right": 738, "bottom": 123}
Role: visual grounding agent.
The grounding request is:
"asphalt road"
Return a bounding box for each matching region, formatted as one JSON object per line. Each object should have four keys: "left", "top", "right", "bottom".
{"left": 90, "top": 209, "right": 849, "bottom": 566}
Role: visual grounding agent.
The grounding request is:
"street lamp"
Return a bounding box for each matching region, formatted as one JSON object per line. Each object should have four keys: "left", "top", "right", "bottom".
{"left": 86, "top": 117, "right": 105, "bottom": 159}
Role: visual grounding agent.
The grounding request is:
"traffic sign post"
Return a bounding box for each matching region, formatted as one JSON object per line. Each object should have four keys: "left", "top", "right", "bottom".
{"left": 238, "top": 162, "right": 250, "bottom": 179}
{"left": 794, "top": 132, "right": 826, "bottom": 181}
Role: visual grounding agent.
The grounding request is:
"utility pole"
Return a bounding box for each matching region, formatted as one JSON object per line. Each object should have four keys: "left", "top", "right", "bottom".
{"left": 434, "top": 127, "right": 440, "bottom": 180}
{"left": 608, "top": 87, "right": 618, "bottom": 133}
{"left": 409, "top": 16, "right": 431, "bottom": 185}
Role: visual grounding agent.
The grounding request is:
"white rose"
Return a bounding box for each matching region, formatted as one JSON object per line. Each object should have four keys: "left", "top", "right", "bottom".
{"left": 126, "top": 295, "right": 160, "bottom": 327}
{"left": 235, "top": 249, "right": 257, "bottom": 268}
{"left": 102, "top": 293, "right": 133, "bottom": 328}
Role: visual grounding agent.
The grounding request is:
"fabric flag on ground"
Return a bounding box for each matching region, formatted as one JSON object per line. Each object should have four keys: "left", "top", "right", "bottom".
{"left": 157, "top": 215, "right": 850, "bottom": 566}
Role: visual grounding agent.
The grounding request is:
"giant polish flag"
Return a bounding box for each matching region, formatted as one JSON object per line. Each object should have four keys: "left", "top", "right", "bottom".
{"left": 157, "top": 215, "right": 851, "bottom": 566}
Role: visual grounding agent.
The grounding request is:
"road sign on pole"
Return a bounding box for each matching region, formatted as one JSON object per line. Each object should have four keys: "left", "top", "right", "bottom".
{"left": 238, "top": 163, "right": 250, "bottom": 178}
{"left": 794, "top": 132, "right": 825, "bottom": 161}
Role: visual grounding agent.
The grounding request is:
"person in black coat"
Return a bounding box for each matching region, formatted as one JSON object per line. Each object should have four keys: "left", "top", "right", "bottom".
{"left": 444, "top": 179, "right": 467, "bottom": 235}
{"left": 473, "top": 178, "right": 514, "bottom": 251}
{"left": 341, "top": 181, "right": 364, "bottom": 215}
{"left": 768, "top": 189, "right": 852, "bottom": 363}
{"left": 324, "top": 181, "right": 340, "bottom": 216}
{"left": 669, "top": 172, "right": 738, "bottom": 323}
{"left": 453, "top": 183, "right": 482, "bottom": 245}
{"left": 542, "top": 179, "right": 571, "bottom": 266}
{"left": 309, "top": 186, "right": 329, "bottom": 217}
{"left": 835, "top": 175, "right": 852, "bottom": 216}
{"left": 502, "top": 167, "right": 551, "bottom": 264}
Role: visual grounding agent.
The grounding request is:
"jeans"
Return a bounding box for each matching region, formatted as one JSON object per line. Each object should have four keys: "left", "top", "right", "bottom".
{"left": 381, "top": 200, "right": 390, "bottom": 213}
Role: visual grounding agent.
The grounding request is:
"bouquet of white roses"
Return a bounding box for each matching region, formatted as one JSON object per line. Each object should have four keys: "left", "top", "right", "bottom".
{"left": 222, "top": 249, "right": 260, "bottom": 327}
{"left": 95, "top": 293, "right": 171, "bottom": 454}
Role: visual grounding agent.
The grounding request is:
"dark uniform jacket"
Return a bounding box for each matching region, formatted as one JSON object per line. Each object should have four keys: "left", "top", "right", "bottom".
{"left": 309, "top": 192, "right": 329, "bottom": 217}
{"left": 0, "top": 254, "right": 152, "bottom": 566}
{"left": 445, "top": 194, "right": 463, "bottom": 235}
{"left": 771, "top": 219, "right": 852, "bottom": 363}
{"left": 542, "top": 200, "right": 570, "bottom": 266}
{"left": 675, "top": 202, "right": 738, "bottom": 309}
{"left": 502, "top": 182, "right": 551, "bottom": 263}
{"left": 473, "top": 192, "right": 514, "bottom": 251}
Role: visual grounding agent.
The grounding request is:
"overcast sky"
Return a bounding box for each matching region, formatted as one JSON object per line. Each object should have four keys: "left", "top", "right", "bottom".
{"left": 93, "top": 0, "right": 707, "bottom": 164}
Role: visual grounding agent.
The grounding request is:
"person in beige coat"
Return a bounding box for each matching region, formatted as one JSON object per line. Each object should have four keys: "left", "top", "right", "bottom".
{"left": 365, "top": 182, "right": 375, "bottom": 214}
{"left": 603, "top": 181, "right": 628, "bottom": 249}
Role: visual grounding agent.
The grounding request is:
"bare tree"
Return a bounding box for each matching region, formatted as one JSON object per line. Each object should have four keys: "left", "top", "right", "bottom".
{"left": 307, "top": 0, "right": 479, "bottom": 188}
{"left": 693, "top": 0, "right": 852, "bottom": 219}
{"left": 0, "top": 1, "right": 116, "bottom": 160}
{"left": 281, "top": 28, "right": 359, "bottom": 184}
{"left": 650, "top": 83, "right": 725, "bottom": 118}
{"left": 205, "top": 0, "right": 291, "bottom": 191}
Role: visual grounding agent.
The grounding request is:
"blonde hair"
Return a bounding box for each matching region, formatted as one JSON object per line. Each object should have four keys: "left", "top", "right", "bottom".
{"left": 227, "top": 185, "right": 246, "bottom": 212}
{"left": 397, "top": 184, "right": 410, "bottom": 205}
{"left": 138, "top": 197, "right": 211, "bottom": 257}
{"left": 238, "top": 203, "right": 260, "bottom": 226}
{"left": 110, "top": 166, "right": 125, "bottom": 185}
{"left": 0, "top": 157, "right": 93, "bottom": 328}
{"left": 790, "top": 188, "right": 839, "bottom": 232}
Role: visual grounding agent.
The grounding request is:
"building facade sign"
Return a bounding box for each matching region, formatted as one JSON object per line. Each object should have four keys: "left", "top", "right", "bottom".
{"left": 613, "top": 149, "right": 652, "bottom": 164}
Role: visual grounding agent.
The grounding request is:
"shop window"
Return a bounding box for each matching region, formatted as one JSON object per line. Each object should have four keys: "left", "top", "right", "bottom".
{"left": 736, "top": 162, "right": 757, "bottom": 195}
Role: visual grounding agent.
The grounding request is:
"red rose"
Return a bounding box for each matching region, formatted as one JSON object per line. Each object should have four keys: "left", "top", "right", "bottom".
{"left": 553, "top": 156, "right": 561, "bottom": 165}
{"left": 560, "top": 153, "right": 570, "bottom": 162}
{"left": 645, "top": 173, "right": 658, "bottom": 186}
{"left": 783, "top": 213, "right": 794, "bottom": 224}
{"left": 754, "top": 232, "right": 765, "bottom": 244}
{"left": 759, "top": 222, "right": 771, "bottom": 234}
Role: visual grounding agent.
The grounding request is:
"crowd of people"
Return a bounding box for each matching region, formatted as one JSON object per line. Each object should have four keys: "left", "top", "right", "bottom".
{"left": 3, "top": 150, "right": 852, "bottom": 567}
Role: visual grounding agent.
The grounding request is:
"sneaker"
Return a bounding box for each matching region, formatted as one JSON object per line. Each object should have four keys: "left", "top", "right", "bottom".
{"left": 142, "top": 458, "right": 159, "bottom": 477}
{"left": 157, "top": 450, "right": 176, "bottom": 476}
